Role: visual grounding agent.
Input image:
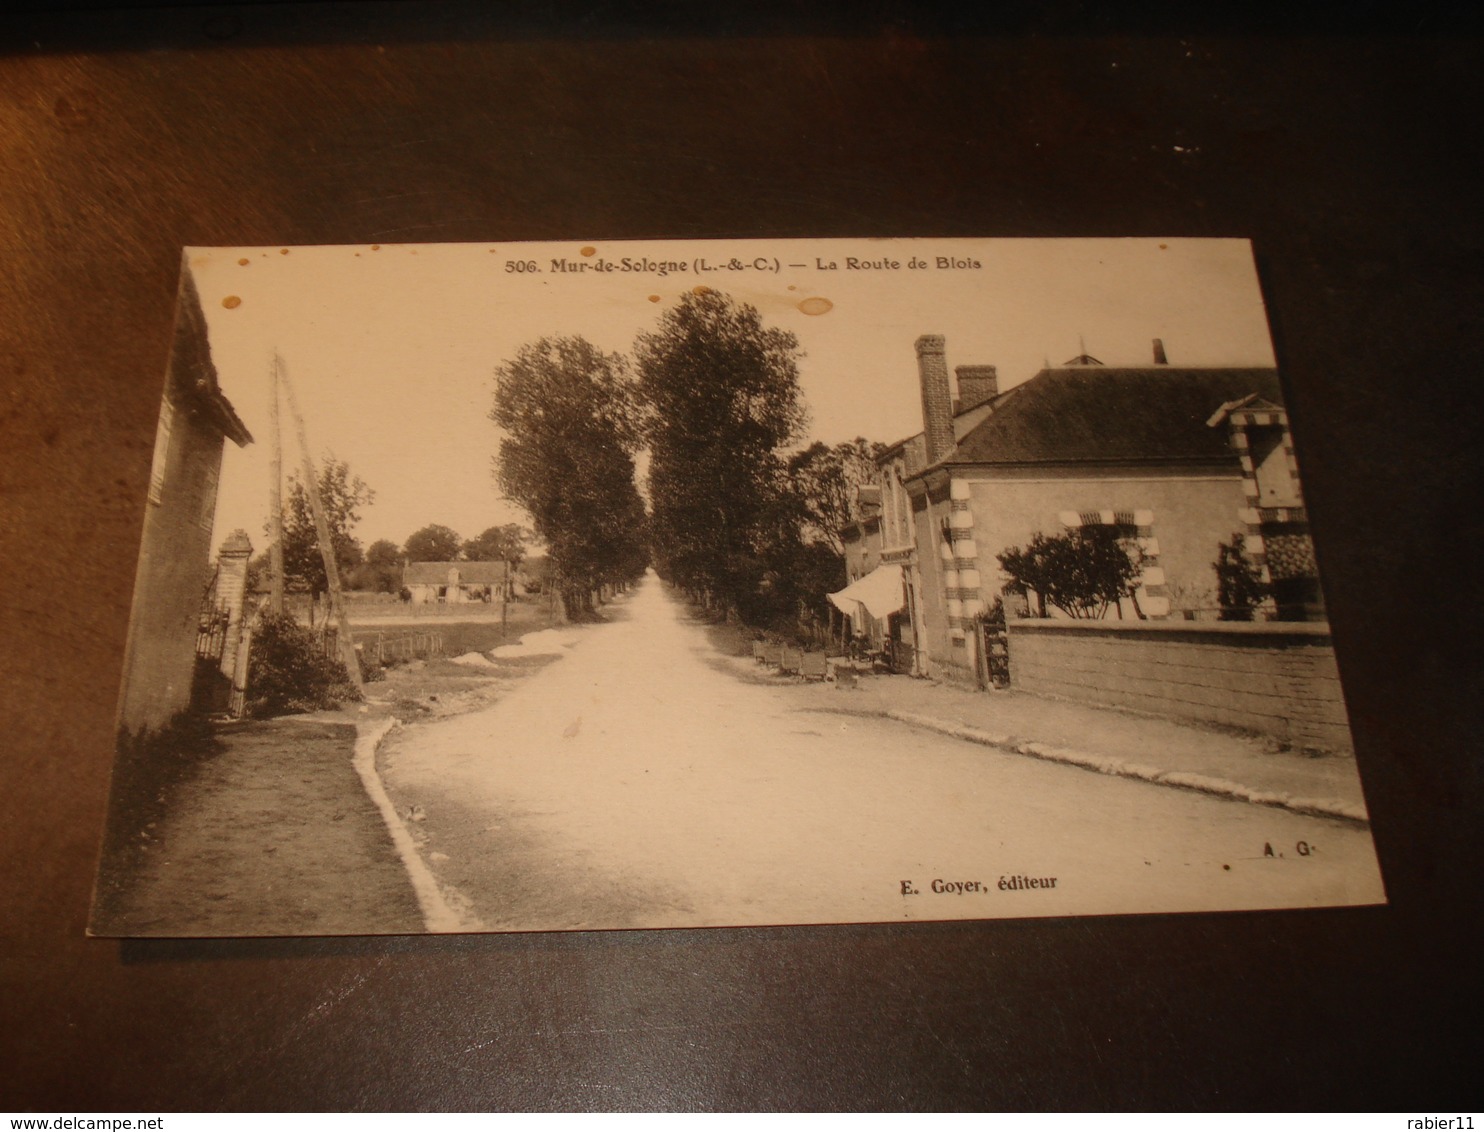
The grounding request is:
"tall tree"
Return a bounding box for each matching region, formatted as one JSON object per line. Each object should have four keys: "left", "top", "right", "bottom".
{"left": 276, "top": 455, "right": 374, "bottom": 604}
{"left": 404, "top": 524, "right": 463, "bottom": 563}
{"left": 636, "top": 289, "right": 806, "bottom": 621}
{"left": 492, "top": 336, "right": 648, "bottom": 619}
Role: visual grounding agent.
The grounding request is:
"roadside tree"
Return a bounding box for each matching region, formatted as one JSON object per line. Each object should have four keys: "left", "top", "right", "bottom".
{"left": 492, "top": 336, "right": 648, "bottom": 619}
{"left": 637, "top": 289, "right": 807, "bottom": 622}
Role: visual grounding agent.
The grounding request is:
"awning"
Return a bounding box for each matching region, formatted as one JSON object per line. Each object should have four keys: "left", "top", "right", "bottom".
{"left": 829, "top": 564, "right": 906, "bottom": 620}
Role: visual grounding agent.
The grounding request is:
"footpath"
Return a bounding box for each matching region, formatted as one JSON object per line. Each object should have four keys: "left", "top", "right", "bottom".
{"left": 764, "top": 662, "right": 1370, "bottom": 825}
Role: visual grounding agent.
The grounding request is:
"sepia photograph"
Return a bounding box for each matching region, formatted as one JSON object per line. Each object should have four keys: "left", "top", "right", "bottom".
{"left": 91, "top": 237, "right": 1386, "bottom": 936}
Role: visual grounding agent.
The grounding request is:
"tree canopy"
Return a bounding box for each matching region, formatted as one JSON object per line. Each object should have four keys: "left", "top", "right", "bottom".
{"left": 637, "top": 289, "right": 807, "bottom": 622}
{"left": 365, "top": 539, "right": 402, "bottom": 567}
{"left": 462, "top": 524, "right": 530, "bottom": 567}
{"left": 492, "top": 336, "right": 649, "bottom": 618}
{"left": 404, "top": 524, "right": 463, "bottom": 563}
{"left": 276, "top": 455, "right": 374, "bottom": 601}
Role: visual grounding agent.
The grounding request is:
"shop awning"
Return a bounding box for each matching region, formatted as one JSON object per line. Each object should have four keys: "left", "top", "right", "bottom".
{"left": 829, "top": 564, "right": 907, "bottom": 620}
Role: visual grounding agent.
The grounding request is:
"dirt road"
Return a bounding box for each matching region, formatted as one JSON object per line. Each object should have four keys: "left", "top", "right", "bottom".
{"left": 379, "top": 573, "right": 1386, "bottom": 932}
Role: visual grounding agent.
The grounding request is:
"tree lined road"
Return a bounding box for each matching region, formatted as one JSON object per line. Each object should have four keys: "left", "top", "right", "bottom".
{"left": 380, "top": 573, "right": 1385, "bottom": 932}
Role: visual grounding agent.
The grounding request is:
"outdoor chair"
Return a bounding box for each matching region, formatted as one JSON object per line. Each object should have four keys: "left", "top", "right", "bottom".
{"left": 831, "top": 662, "right": 859, "bottom": 689}
{"left": 778, "top": 647, "right": 800, "bottom": 676}
{"left": 800, "top": 652, "right": 828, "bottom": 681}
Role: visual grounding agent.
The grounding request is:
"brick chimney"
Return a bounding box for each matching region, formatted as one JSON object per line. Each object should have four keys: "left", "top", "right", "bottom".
{"left": 1152, "top": 338, "right": 1168, "bottom": 365}
{"left": 954, "top": 365, "right": 999, "bottom": 413}
{"left": 916, "top": 334, "right": 955, "bottom": 466}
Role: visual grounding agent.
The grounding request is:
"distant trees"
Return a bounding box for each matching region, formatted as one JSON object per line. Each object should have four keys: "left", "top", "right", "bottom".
{"left": 276, "top": 455, "right": 374, "bottom": 605}
{"left": 638, "top": 289, "right": 809, "bottom": 623}
{"left": 998, "top": 526, "right": 1146, "bottom": 620}
{"left": 492, "top": 336, "right": 649, "bottom": 619}
{"left": 403, "top": 524, "right": 463, "bottom": 563}
{"left": 348, "top": 538, "right": 403, "bottom": 593}
{"left": 462, "top": 524, "right": 529, "bottom": 570}
{"left": 486, "top": 292, "right": 882, "bottom": 630}
{"left": 786, "top": 438, "right": 887, "bottom": 554}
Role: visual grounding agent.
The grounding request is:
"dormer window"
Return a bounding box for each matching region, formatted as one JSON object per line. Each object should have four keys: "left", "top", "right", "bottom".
{"left": 1249, "top": 424, "right": 1299, "bottom": 506}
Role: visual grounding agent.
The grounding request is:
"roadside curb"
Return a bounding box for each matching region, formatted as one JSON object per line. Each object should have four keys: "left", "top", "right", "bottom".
{"left": 883, "top": 709, "right": 1370, "bottom": 826}
{"left": 352, "top": 718, "right": 478, "bottom": 931}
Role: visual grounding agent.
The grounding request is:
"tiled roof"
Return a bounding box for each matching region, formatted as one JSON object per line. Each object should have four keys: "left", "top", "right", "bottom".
{"left": 404, "top": 561, "right": 508, "bottom": 585}
{"left": 946, "top": 366, "right": 1283, "bottom": 468}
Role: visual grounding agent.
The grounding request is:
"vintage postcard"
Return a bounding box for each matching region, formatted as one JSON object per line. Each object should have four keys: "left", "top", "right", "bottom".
{"left": 91, "top": 238, "right": 1386, "bottom": 936}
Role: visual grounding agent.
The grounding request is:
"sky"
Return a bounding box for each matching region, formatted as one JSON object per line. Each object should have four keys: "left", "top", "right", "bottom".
{"left": 186, "top": 237, "right": 1277, "bottom": 554}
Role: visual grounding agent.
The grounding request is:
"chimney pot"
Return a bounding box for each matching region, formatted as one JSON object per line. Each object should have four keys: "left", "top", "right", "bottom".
{"left": 1153, "top": 338, "right": 1168, "bottom": 365}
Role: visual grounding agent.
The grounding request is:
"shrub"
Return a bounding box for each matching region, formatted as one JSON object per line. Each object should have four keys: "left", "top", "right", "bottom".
{"left": 246, "top": 611, "right": 361, "bottom": 718}
{"left": 1215, "top": 533, "right": 1269, "bottom": 621}
{"left": 998, "top": 525, "right": 1145, "bottom": 619}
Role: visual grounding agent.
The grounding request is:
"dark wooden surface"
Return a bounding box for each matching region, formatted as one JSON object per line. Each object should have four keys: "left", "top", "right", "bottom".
{"left": 1, "top": 3, "right": 1478, "bottom": 1110}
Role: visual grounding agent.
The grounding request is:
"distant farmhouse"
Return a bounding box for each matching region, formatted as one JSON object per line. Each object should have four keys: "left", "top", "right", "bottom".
{"left": 117, "top": 262, "right": 253, "bottom": 735}
{"left": 402, "top": 561, "right": 510, "bottom": 604}
{"left": 836, "top": 336, "right": 1339, "bottom": 748}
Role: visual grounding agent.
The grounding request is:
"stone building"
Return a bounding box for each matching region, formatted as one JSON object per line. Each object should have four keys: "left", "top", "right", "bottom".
{"left": 116, "top": 261, "right": 253, "bottom": 735}
{"left": 841, "top": 335, "right": 1320, "bottom": 686}
{"left": 402, "top": 561, "right": 510, "bottom": 603}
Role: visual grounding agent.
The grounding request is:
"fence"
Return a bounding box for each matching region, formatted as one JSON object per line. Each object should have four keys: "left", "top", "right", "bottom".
{"left": 360, "top": 629, "right": 445, "bottom": 666}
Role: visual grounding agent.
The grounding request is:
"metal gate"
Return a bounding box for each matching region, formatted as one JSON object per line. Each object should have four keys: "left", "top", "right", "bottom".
{"left": 191, "top": 570, "right": 233, "bottom": 714}
{"left": 978, "top": 609, "right": 1010, "bottom": 689}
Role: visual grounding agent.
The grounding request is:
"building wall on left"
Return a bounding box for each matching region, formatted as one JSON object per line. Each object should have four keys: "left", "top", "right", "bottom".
{"left": 116, "top": 395, "right": 225, "bottom": 735}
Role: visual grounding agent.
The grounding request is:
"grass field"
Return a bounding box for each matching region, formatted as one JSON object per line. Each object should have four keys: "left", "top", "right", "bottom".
{"left": 352, "top": 601, "right": 559, "bottom": 659}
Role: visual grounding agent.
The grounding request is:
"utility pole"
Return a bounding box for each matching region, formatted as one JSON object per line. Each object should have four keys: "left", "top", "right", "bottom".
{"left": 275, "top": 353, "right": 364, "bottom": 692}
{"left": 267, "top": 354, "right": 285, "bottom": 614}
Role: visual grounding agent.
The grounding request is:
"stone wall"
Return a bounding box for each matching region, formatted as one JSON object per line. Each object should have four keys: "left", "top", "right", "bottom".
{"left": 1006, "top": 619, "right": 1353, "bottom": 752}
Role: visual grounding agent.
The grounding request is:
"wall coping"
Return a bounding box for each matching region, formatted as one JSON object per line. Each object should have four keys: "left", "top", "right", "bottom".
{"left": 1007, "top": 617, "right": 1332, "bottom": 645}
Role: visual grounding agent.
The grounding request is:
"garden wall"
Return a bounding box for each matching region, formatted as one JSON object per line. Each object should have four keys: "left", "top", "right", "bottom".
{"left": 1005, "top": 619, "right": 1353, "bottom": 752}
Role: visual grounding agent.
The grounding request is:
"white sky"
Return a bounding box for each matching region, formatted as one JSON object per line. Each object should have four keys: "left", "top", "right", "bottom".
{"left": 188, "top": 237, "right": 1276, "bottom": 553}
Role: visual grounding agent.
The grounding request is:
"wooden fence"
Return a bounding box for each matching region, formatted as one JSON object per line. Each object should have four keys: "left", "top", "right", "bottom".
{"left": 360, "top": 629, "right": 445, "bottom": 666}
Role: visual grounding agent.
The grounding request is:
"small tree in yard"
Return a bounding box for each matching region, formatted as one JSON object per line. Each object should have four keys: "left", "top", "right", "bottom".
{"left": 245, "top": 612, "right": 361, "bottom": 718}
{"left": 998, "top": 525, "right": 1146, "bottom": 619}
{"left": 1215, "top": 533, "right": 1269, "bottom": 621}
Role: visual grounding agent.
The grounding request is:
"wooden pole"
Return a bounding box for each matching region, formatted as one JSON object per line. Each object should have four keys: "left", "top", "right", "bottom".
{"left": 268, "top": 355, "right": 285, "bottom": 614}
{"left": 502, "top": 557, "right": 510, "bottom": 638}
{"left": 276, "top": 354, "right": 364, "bottom": 692}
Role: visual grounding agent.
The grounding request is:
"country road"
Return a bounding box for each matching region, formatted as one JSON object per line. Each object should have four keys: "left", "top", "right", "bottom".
{"left": 378, "top": 572, "right": 1385, "bottom": 932}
